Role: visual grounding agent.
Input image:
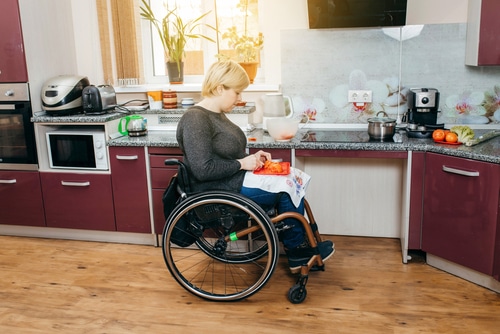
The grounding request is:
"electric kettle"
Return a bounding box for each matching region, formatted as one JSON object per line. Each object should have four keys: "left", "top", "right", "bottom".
{"left": 118, "top": 115, "right": 148, "bottom": 137}
{"left": 261, "top": 93, "right": 293, "bottom": 131}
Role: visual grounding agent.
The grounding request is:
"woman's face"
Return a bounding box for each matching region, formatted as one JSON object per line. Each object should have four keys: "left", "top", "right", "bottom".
{"left": 220, "top": 87, "right": 242, "bottom": 113}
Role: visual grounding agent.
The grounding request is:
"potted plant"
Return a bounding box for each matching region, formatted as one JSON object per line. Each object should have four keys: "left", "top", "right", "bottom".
{"left": 140, "top": 0, "right": 216, "bottom": 84}
{"left": 220, "top": 0, "right": 263, "bottom": 83}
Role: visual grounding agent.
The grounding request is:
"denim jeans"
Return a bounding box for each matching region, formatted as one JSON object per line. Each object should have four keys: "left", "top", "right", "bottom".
{"left": 240, "top": 186, "right": 305, "bottom": 249}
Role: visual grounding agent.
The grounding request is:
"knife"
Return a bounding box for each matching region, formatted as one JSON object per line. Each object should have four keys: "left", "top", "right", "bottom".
{"left": 464, "top": 130, "right": 500, "bottom": 147}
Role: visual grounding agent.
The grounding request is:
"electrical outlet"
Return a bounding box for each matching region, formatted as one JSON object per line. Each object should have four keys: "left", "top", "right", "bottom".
{"left": 348, "top": 90, "right": 373, "bottom": 103}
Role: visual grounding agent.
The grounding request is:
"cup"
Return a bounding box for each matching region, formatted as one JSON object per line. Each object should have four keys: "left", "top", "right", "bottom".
{"left": 147, "top": 90, "right": 163, "bottom": 110}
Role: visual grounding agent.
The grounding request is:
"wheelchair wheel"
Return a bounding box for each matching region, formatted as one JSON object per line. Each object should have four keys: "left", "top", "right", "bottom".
{"left": 162, "top": 191, "right": 280, "bottom": 302}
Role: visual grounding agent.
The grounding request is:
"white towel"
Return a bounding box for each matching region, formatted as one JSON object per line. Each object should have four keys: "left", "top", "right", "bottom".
{"left": 243, "top": 167, "right": 311, "bottom": 207}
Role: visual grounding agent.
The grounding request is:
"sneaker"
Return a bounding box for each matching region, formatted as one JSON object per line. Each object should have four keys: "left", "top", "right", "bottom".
{"left": 286, "top": 240, "right": 335, "bottom": 274}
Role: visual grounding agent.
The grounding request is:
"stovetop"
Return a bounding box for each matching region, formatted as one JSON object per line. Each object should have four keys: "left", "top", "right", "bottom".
{"left": 300, "top": 130, "right": 396, "bottom": 143}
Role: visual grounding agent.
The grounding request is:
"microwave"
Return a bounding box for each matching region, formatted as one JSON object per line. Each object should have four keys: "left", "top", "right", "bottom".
{"left": 46, "top": 128, "right": 109, "bottom": 171}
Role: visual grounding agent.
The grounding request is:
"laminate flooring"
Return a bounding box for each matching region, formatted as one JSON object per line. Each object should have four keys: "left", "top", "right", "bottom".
{"left": 0, "top": 235, "right": 499, "bottom": 333}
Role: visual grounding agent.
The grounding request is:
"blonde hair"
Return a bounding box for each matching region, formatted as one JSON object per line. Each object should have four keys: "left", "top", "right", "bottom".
{"left": 201, "top": 60, "right": 250, "bottom": 97}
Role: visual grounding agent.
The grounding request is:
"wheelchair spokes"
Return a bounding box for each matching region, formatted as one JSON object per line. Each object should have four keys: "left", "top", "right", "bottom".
{"left": 162, "top": 192, "right": 279, "bottom": 301}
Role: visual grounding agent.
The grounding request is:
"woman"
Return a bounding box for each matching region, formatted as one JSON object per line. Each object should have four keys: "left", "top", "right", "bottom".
{"left": 176, "top": 60, "right": 334, "bottom": 273}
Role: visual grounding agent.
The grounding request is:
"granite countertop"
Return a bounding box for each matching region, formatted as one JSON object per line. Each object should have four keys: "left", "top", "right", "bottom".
{"left": 108, "top": 128, "right": 500, "bottom": 164}
{"left": 31, "top": 110, "right": 499, "bottom": 164}
{"left": 31, "top": 106, "right": 255, "bottom": 123}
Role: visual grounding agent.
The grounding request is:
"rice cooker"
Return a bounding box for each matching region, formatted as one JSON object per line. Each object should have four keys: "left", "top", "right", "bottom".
{"left": 41, "top": 75, "right": 90, "bottom": 115}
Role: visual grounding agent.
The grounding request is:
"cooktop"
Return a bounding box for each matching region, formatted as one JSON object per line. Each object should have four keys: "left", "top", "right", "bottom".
{"left": 300, "top": 130, "right": 395, "bottom": 143}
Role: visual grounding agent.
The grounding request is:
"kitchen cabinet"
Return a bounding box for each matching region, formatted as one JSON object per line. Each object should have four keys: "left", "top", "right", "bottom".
{"left": 110, "top": 146, "right": 151, "bottom": 233}
{"left": 40, "top": 172, "right": 116, "bottom": 231}
{"left": 465, "top": 0, "right": 500, "bottom": 66}
{"left": 294, "top": 149, "right": 407, "bottom": 238}
{"left": 0, "top": 170, "right": 45, "bottom": 226}
{"left": 421, "top": 153, "right": 500, "bottom": 277}
{"left": 0, "top": 0, "right": 28, "bottom": 82}
{"left": 149, "top": 147, "right": 183, "bottom": 234}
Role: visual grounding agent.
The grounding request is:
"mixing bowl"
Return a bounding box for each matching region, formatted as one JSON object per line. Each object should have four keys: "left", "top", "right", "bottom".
{"left": 266, "top": 117, "right": 301, "bottom": 142}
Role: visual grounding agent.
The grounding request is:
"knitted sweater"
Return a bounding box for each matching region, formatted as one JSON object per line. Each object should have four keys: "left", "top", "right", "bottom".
{"left": 176, "top": 106, "right": 248, "bottom": 193}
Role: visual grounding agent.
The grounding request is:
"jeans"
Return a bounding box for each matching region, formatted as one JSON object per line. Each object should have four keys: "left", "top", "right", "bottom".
{"left": 240, "top": 186, "right": 305, "bottom": 249}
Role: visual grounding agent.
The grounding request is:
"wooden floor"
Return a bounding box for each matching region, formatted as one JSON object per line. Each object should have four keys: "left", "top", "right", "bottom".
{"left": 0, "top": 235, "right": 499, "bottom": 334}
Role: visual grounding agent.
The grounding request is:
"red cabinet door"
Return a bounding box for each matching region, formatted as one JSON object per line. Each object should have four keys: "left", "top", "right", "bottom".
{"left": 110, "top": 147, "right": 151, "bottom": 233}
{"left": 0, "top": 171, "right": 45, "bottom": 226}
{"left": 40, "top": 172, "right": 116, "bottom": 231}
{"left": 0, "top": 0, "right": 28, "bottom": 82}
{"left": 148, "top": 147, "right": 183, "bottom": 234}
{"left": 422, "top": 153, "right": 500, "bottom": 275}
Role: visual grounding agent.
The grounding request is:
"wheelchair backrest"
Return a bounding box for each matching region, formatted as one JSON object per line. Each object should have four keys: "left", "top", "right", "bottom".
{"left": 164, "top": 158, "right": 191, "bottom": 197}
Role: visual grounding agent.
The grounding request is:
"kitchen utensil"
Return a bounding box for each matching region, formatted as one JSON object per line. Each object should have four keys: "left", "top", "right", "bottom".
{"left": 118, "top": 115, "right": 147, "bottom": 137}
{"left": 261, "top": 93, "right": 293, "bottom": 117}
{"left": 181, "top": 98, "right": 195, "bottom": 106}
{"left": 464, "top": 130, "right": 500, "bottom": 146}
{"left": 367, "top": 111, "right": 396, "bottom": 140}
{"left": 261, "top": 94, "right": 293, "bottom": 130}
{"left": 266, "top": 116, "right": 307, "bottom": 142}
{"left": 41, "top": 75, "right": 90, "bottom": 115}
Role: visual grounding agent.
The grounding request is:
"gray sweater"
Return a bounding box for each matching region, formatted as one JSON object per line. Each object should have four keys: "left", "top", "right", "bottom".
{"left": 176, "top": 106, "right": 248, "bottom": 193}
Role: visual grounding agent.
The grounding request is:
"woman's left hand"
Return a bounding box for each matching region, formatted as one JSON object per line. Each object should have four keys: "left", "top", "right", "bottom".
{"left": 253, "top": 150, "right": 272, "bottom": 166}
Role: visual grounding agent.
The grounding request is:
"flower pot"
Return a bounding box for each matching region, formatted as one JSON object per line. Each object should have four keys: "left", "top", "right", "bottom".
{"left": 166, "top": 61, "right": 184, "bottom": 84}
{"left": 239, "top": 62, "right": 258, "bottom": 84}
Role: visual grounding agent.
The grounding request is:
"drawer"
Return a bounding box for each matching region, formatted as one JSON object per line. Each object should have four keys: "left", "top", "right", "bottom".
{"left": 149, "top": 154, "right": 183, "bottom": 168}
{"left": 151, "top": 168, "right": 178, "bottom": 189}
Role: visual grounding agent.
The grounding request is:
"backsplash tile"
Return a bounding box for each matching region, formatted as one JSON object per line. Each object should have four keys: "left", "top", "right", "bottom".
{"left": 281, "top": 23, "right": 500, "bottom": 125}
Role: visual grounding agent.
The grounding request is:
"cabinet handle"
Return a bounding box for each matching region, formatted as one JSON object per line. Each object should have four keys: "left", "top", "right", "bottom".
{"left": 0, "top": 179, "right": 16, "bottom": 184}
{"left": 442, "top": 165, "right": 480, "bottom": 177}
{"left": 61, "top": 181, "right": 90, "bottom": 187}
{"left": 116, "top": 155, "right": 139, "bottom": 160}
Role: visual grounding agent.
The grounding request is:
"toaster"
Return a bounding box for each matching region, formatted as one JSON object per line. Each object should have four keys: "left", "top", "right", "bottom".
{"left": 82, "top": 84, "right": 117, "bottom": 115}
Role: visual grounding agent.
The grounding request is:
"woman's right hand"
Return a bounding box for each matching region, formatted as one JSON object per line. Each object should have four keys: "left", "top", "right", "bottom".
{"left": 238, "top": 151, "right": 271, "bottom": 171}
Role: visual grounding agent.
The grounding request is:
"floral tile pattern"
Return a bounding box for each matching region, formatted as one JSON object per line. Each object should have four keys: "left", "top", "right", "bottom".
{"left": 281, "top": 23, "right": 500, "bottom": 125}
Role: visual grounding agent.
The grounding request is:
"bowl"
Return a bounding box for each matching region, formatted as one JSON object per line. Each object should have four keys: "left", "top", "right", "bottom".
{"left": 266, "top": 117, "right": 300, "bottom": 142}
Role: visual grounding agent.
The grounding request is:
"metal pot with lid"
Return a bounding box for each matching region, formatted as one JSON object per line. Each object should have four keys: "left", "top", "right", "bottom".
{"left": 367, "top": 111, "right": 396, "bottom": 140}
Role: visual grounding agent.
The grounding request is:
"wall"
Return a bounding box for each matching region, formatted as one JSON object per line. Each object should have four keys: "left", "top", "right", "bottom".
{"left": 19, "top": 0, "right": 103, "bottom": 112}
{"left": 19, "top": 0, "right": 471, "bottom": 112}
{"left": 280, "top": 1, "right": 500, "bottom": 126}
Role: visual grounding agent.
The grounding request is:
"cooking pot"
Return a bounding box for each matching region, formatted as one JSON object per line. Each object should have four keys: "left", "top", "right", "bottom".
{"left": 367, "top": 111, "right": 396, "bottom": 140}
{"left": 118, "top": 115, "right": 147, "bottom": 137}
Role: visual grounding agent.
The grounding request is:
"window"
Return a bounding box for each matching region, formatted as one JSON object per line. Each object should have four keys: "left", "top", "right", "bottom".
{"left": 140, "top": 0, "right": 262, "bottom": 84}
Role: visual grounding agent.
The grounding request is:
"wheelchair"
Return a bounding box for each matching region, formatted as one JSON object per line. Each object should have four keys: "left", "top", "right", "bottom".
{"left": 161, "top": 159, "right": 331, "bottom": 304}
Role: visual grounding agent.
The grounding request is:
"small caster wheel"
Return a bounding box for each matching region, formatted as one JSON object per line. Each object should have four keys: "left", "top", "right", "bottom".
{"left": 288, "top": 284, "right": 307, "bottom": 304}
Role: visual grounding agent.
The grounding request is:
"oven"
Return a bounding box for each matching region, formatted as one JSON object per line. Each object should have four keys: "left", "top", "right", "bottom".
{"left": 0, "top": 83, "right": 37, "bottom": 170}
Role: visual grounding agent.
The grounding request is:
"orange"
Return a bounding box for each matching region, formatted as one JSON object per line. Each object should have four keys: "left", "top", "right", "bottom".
{"left": 445, "top": 132, "right": 459, "bottom": 143}
{"left": 432, "top": 129, "right": 445, "bottom": 141}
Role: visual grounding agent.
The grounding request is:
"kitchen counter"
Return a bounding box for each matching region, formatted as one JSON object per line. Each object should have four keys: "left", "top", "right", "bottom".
{"left": 31, "top": 105, "right": 255, "bottom": 123}
{"left": 108, "top": 129, "right": 500, "bottom": 164}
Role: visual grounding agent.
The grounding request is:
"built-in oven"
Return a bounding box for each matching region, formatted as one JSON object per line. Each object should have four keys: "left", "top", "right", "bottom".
{"left": 0, "top": 83, "right": 37, "bottom": 170}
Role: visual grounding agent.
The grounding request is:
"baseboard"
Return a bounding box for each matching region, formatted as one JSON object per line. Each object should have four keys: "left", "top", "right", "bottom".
{"left": 0, "top": 225, "right": 156, "bottom": 246}
{"left": 426, "top": 253, "right": 500, "bottom": 293}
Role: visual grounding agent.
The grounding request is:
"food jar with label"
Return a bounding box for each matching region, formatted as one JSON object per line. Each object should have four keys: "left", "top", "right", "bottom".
{"left": 162, "top": 90, "right": 177, "bottom": 109}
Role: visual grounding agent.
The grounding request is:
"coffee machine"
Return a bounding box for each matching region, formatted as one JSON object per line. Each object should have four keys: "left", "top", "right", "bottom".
{"left": 406, "top": 88, "right": 440, "bottom": 126}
